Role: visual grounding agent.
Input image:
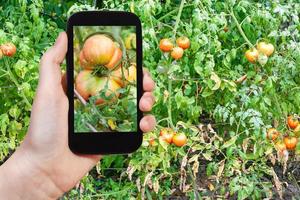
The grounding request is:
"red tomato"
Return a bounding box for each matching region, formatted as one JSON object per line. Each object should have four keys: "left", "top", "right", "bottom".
{"left": 171, "top": 47, "right": 184, "bottom": 60}
{"left": 287, "top": 116, "right": 299, "bottom": 129}
{"left": 172, "top": 133, "right": 187, "bottom": 147}
{"left": 245, "top": 48, "right": 258, "bottom": 63}
{"left": 159, "top": 38, "right": 173, "bottom": 52}
{"left": 176, "top": 36, "right": 190, "bottom": 50}
{"left": 1, "top": 43, "right": 16, "bottom": 57}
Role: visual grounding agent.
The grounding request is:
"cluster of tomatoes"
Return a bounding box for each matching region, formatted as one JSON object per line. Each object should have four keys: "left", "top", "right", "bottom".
{"left": 245, "top": 41, "right": 274, "bottom": 65}
{"left": 149, "top": 128, "right": 187, "bottom": 147}
{"left": 75, "top": 34, "right": 136, "bottom": 105}
{"left": 159, "top": 36, "right": 190, "bottom": 60}
{"left": 267, "top": 115, "right": 299, "bottom": 152}
{"left": 0, "top": 42, "right": 16, "bottom": 58}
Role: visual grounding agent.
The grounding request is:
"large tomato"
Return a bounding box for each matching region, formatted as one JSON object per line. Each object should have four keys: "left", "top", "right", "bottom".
{"left": 1, "top": 43, "right": 16, "bottom": 57}
{"left": 257, "top": 42, "right": 274, "bottom": 56}
{"left": 245, "top": 48, "right": 258, "bottom": 63}
{"left": 80, "top": 34, "right": 122, "bottom": 70}
{"left": 287, "top": 115, "right": 299, "bottom": 129}
{"left": 75, "top": 70, "right": 121, "bottom": 105}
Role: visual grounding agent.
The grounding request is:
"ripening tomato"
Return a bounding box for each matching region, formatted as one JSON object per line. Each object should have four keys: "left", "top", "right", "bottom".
{"left": 159, "top": 38, "right": 173, "bottom": 52}
{"left": 283, "top": 136, "right": 298, "bottom": 150}
{"left": 92, "top": 77, "right": 121, "bottom": 105}
{"left": 171, "top": 47, "right": 184, "bottom": 60}
{"left": 149, "top": 138, "right": 156, "bottom": 146}
{"left": 176, "top": 36, "right": 190, "bottom": 50}
{"left": 160, "top": 128, "right": 175, "bottom": 144}
{"left": 125, "top": 33, "right": 136, "bottom": 50}
{"left": 105, "top": 47, "right": 122, "bottom": 70}
{"left": 275, "top": 141, "right": 286, "bottom": 152}
{"left": 266, "top": 128, "right": 279, "bottom": 141}
{"left": 79, "top": 51, "right": 93, "bottom": 70}
{"left": 287, "top": 115, "right": 299, "bottom": 129}
{"left": 294, "top": 125, "right": 300, "bottom": 137}
{"left": 1, "top": 43, "right": 16, "bottom": 57}
{"left": 245, "top": 48, "right": 258, "bottom": 63}
{"left": 75, "top": 70, "right": 121, "bottom": 105}
{"left": 110, "top": 63, "right": 136, "bottom": 87}
{"left": 257, "top": 42, "right": 274, "bottom": 57}
{"left": 172, "top": 133, "right": 187, "bottom": 147}
{"left": 82, "top": 34, "right": 120, "bottom": 68}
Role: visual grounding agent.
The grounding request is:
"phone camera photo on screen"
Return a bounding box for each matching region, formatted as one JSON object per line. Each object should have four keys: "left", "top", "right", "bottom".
{"left": 74, "top": 26, "right": 137, "bottom": 133}
{"left": 67, "top": 12, "right": 143, "bottom": 154}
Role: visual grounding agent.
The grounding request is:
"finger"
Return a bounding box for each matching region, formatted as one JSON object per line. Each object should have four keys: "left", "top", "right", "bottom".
{"left": 61, "top": 72, "right": 67, "bottom": 95}
{"left": 143, "top": 71, "right": 155, "bottom": 92}
{"left": 139, "top": 92, "right": 155, "bottom": 112}
{"left": 39, "top": 32, "right": 68, "bottom": 89}
{"left": 140, "top": 115, "right": 156, "bottom": 132}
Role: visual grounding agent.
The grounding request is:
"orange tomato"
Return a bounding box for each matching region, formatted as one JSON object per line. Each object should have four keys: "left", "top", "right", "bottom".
{"left": 172, "top": 133, "right": 187, "bottom": 147}
{"left": 287, "top": 115, "right": 299, "bottom": 129}
{"left": 160, "top": 128, "right": 175, "bottom": 144}
{"left": 1, "top": 43, "right": 16, "bottom": 57}
{"left": 283, "top": 136, "right": 298, "bottom": 150}
{"left": 266, "top": 128, "right": 279, "bottom": 141}
{"left": 257, "top": 42, "right": 274, "bottom": 57}
{"left": 171, "top": 47, "right": 184, "bottom": 60}
{"left": 159, "top": 38, "right": 173, "bottom": 52}
{"left": 176, "top": 36, "right": 190, "bottom": 50}
{"left": 245, "top": 48, "right": 258, "bottom": 63}
{"left": 149, "top": 138, "right": 156, "bottom": 146}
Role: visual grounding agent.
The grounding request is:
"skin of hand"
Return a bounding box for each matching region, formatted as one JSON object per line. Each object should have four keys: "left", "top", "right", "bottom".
{"left": 0, "top": 32, "right": 156, "bottom": 199}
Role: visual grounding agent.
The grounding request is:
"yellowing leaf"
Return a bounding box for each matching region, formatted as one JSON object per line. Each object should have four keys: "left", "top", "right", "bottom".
{"left": 211, "top": 72, "right": 221, "bottom": 90}
{"left": 108, "top": 119, "right": 116, "bottom": 130}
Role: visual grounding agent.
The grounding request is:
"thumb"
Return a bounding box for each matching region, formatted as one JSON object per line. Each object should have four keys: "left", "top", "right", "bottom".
{"left": 38, "top": 32, "right": 68, "bottom": 89}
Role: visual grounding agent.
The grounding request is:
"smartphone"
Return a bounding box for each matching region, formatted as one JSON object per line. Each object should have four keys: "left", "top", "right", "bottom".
{"left": 66, "top": 11, "right": 143, "bottom": 154}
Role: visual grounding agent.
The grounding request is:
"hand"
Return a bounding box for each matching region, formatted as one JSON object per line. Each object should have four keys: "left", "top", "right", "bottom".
{"left": 0, "top": 32, "right": 156, "bottom": 199}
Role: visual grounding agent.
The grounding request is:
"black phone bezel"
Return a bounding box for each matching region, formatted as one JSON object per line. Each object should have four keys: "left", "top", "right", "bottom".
{"left": 67, "top": 11, "right": 143, "bottom": 154}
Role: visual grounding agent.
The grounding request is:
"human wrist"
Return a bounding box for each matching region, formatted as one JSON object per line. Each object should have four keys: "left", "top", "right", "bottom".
{"left": 0, "top": 145, "right": 63, "bottom": 199}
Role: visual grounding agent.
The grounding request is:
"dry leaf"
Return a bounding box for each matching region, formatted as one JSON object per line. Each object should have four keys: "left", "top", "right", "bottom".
{"left": 192, "top": 160, "right": 199, "bottom": 177}
{"left": 271, "top": 167, "right": 283, "bottom": 199}
{"left": 217, "top": 160, "right": 225, "bottom": 180}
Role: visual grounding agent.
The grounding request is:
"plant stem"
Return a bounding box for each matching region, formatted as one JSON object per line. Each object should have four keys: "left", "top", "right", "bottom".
{"left": 157, "top": 4, "right": 193, "bottom": 21}
{"left": 167, "top": 78, "right": 175, "bottom": 129}
{"left": 4, "top": 58, "right": 31, "bottom": 108}
{"left": 173, "top": 0, "right": 185, "bottom": 39}
{"left": 230, "top": 8, "right": 254, "bottom": 48}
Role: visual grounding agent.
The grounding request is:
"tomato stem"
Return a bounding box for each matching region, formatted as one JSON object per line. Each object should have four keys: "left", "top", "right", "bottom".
{"left": 230, "top": 8, "right": 254, "bottom": 48}
{"left": 167, "top": 77, "right": 175, "bottom": 129}
{"left": 4, "top": 58, "right": 31, "bottom": 108}
{"left": 173, "top": 0, "right": 185, "bottom": 39}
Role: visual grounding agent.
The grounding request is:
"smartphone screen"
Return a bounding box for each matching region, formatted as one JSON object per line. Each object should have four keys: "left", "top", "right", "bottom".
{"left": 73, "top": 26, "right": 137, "bottom": 133}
